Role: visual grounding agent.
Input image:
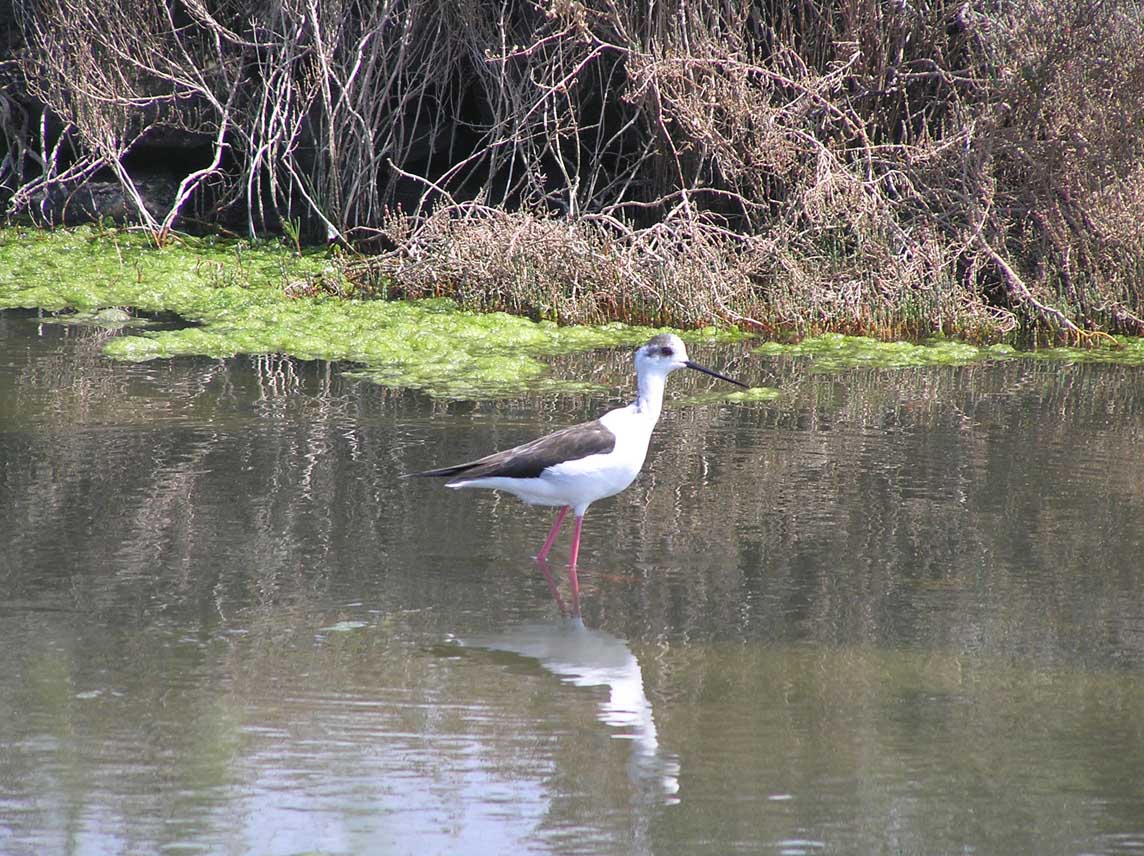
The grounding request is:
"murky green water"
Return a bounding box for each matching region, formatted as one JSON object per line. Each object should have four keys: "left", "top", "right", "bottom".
{"left": 3, "top": 310, "right": 1144, "bottom": 855}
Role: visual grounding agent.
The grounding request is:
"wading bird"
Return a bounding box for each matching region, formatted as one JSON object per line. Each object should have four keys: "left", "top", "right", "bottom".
{"left": 408, "top": 334, "right": 746, "bottom": 608}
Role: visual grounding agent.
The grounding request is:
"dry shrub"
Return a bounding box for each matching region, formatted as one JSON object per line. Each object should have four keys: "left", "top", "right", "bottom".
{"left": 979, "top": 0, "right": 1144, "bottom": 334}
{"left": 360, "top": 206, "right": 766, "bottom": 329}
{"left": 359, "top": 196, "right": 977, "bottom": 340}
{"left": 362, "top": 0, "right": 989, "bottom": 338}
{"left": 7, "top": 0, "right": 1144, "bottom": 340}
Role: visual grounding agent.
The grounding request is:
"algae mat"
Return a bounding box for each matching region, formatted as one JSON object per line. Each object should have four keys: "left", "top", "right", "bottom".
{"left": 3, "top": 228, "right": 1141, "bottom": 400}
{"left": 0, "top": 227, "right": 739, "bottom": 398}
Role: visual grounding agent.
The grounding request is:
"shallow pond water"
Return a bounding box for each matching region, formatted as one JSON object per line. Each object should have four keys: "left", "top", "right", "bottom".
{"left": 3, "top": 310, "right": 1144, "bottom": 855}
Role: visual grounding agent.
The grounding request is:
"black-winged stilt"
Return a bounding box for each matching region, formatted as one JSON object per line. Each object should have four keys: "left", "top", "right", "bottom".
{"left": 408, "top": 334, "right": 746, "bottom": 608}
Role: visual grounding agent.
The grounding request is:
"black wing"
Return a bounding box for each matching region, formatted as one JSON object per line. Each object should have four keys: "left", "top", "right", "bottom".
{"left": 407, "top": 419, "right": 616, "bottom": 482}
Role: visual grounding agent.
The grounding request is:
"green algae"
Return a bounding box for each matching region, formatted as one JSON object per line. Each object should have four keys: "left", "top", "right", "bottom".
{"left": 1024, "top": 337, "right": 1144, "bottom": 366}
{"left": 673, "top": 386, "right": 782, "bottom": 407}
{"left": 0, "top": 226, "right": 741, "bottom": 398}
{"left": 37, "top": 306, "right": 151, "bottom": 329}
{"left": 753, "top": 333, "right": 1143, "bottom": 370}
{"left": 5, "top": 227, "right": 1141, "bottom": 400}
{"left": 753, "top": 334, "right": 1002, "bottom": 369}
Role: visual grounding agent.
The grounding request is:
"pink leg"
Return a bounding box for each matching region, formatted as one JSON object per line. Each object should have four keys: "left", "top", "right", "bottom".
{"left": 535, "top": 506, "right": 570, "bottom": 562}
{"left": 567, "top": 515, "right": 585, "bottom": 614}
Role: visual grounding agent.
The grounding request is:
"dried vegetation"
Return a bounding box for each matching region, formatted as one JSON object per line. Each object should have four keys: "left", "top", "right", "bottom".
{"left": 3, "top": 0, "right": 1144, "bottom": 343}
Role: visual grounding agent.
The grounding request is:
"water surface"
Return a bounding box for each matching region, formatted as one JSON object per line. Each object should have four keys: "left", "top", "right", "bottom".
{"left": 2, "top": 310, "right": 1144, "bottom": 855}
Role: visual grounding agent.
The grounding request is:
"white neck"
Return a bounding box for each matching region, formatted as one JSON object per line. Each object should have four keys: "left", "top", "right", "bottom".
{"left": 634, "top": 370, "right": 668, "bottom": 422}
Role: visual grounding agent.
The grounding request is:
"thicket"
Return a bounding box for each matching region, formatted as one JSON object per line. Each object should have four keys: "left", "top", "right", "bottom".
{"left": 3, "top": 0, "right": 1144, "bottom": 343}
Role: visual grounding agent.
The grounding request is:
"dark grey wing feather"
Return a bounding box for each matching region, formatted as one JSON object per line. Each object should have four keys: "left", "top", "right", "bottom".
{"left": 408, "top": 419, "right": 616, "bottom": 482}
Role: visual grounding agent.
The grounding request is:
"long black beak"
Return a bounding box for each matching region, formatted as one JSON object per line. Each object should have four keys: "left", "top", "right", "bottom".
{"left": 685, "top": 360, "right": 748, "bottom": 388}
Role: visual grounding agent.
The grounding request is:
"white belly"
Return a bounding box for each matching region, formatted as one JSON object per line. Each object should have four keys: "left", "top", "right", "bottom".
{"left": 448, "top": 404, "right": 657, "bottom": 514}
{"left": 450, "top": 406, "right": 655, "bottom": 514}
{"left": 449, "top": 448, "right": 643, "bottom": 513}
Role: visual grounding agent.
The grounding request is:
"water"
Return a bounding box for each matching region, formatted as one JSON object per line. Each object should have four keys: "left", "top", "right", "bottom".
{"left": 2, "top": 309, "right": 1144, "bottom": 855}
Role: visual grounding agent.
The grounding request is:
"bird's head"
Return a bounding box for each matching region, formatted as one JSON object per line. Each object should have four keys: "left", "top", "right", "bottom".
{"left": 635, "top": 334, "right": 746, "bottom": 386}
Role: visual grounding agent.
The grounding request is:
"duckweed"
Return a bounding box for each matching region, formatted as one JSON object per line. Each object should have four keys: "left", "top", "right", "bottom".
{"left": 753, "top": 333, "right": 1142, "bottom": 369}
{"left": 0, "top": 227, "right": 740, "bottom": 398}
{"left": 673, "top": 386, "right": 782, "bottom": 407}
{"left": 1024, "top": 338, "right": 1144, "bottom": 366}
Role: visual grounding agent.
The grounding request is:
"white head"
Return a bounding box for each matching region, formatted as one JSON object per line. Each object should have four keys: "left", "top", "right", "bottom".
{"left": 635, "top": 333, "right": 691, "bottom": 377}
{"left": 634, "top": 334, "right": 745, "bottom": 386}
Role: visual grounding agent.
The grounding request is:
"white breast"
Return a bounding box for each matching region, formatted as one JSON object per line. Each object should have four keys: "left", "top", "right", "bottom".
{"left": 449, "top": 403, "right": 657, "bottom": 514}
{"left": 543, "top": 403, "right": 655, "bottom": 507}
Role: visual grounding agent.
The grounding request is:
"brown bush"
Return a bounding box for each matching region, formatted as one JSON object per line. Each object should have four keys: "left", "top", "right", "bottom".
{"left": 5, "top": 0, "right": 1144, "bottom": 342}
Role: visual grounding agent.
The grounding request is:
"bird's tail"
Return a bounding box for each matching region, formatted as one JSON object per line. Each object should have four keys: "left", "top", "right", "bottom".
{"left": 402, "top": 463, "right": 476, "bottom": 480}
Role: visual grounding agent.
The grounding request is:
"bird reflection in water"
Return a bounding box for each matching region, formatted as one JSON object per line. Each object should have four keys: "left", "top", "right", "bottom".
{"left": 459, "top": 569, "right": 680, "bottom": 803}
{"left": 534, "top": 557, "right": 578, "bottom": 617}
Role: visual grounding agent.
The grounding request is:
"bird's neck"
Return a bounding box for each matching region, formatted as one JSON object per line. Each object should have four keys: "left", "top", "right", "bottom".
{"left": 634, "top": 371, "right": 666, "bottom": 422}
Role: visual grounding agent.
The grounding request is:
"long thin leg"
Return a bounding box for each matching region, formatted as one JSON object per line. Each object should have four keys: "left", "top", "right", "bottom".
{"left": 535, "top": 506, "right": 570, "bottom": 562}
{"left": 567, "top": 514, "right": 585, "bottom": 615}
